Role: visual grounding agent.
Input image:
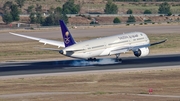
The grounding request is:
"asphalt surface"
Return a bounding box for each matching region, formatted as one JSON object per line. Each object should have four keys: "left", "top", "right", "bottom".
{"left": 0, "top": 54, "right": 180, "bottom": 76}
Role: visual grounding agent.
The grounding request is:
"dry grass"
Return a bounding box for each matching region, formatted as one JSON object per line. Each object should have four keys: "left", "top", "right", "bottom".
{"left": 0, "top": 68, "right": 180, "bottom": 101}
{"left": 148, "top": 33, "right": 180, "bottom": 54}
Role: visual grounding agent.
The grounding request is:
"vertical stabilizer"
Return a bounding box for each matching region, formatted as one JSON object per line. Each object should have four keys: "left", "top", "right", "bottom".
{"left": 59, "top": 20, "right": 76, "bottom": 47}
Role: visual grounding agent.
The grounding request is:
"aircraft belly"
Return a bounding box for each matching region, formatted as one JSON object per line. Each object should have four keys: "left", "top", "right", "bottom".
{"left": 110, "top": 49, "right": 128, "bottom": 55}
{"left": 71, "top": 49, "right": 104, "bottom": 58}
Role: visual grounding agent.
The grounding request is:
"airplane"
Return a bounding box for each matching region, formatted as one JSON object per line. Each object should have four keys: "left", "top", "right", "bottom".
{"left": 9, "top": 20, "right": 167, "bottom": 62}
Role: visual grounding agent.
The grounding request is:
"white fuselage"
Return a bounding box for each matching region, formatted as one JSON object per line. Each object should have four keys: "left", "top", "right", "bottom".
{"left": 62, "top": 32, "right": 150, "bottom": 59}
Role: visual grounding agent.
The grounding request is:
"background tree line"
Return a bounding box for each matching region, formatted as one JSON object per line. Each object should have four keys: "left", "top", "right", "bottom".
{"left": 2, "top": 0, "right": 23, "bottom": 24}
{"left": 2, "top": 0, "right": 79, "bottom": 25}
{"left": 28, "top": 0, "right": 80, "bottom": 26}
{"left": 2, "top": 0, "right": 173, "bottom": 26}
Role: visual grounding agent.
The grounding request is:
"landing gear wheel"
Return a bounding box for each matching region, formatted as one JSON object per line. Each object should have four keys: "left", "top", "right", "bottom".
{"left": 118, "top": 58, "right": 122, "bottom": 62}
{"left": 115, "top": 54, "right": 122, "bottom": 62}
{"left": 87, "top": 58, "right": 97, "bottom": 61}
{"left": 115, "top": 58, "right": 122, "bottom": 62}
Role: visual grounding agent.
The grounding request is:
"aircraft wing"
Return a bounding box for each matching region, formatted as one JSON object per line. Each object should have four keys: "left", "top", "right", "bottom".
{"left": 110, "top": 47, "right": 129, "bottom": 55}
{"left": 109, "top": 44, "right": 149, "bottom": 54}
{"left": 130, "top": 38, "right": 167, "bottom": 49}
{"left": 9, "top": 32, "right": 65, "bottom": 48}
{"left": 110, "top": 38, "right": 167, "bottom": 54}
{"left": 150, "top": 38, "right": 167, "bottom": 46}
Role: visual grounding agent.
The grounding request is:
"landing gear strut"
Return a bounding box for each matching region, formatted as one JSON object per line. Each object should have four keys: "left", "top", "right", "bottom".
{"left": 115, "top": 54, "right": 122, "bottom": 62}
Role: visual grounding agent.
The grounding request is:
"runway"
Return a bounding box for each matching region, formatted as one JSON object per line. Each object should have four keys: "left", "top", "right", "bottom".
{"left": 0, "top": 54, "right": 180, "bottom": 76}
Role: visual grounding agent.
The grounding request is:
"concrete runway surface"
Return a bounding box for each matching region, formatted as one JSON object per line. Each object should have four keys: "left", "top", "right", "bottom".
{"left": 0, "top": 54, "right": 180, "bottom": 76}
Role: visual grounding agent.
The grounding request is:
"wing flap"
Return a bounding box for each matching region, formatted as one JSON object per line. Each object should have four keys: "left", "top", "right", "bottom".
{"left": 9, "top": 32, "right": 65, "bottom": 48}
{"left": 39, "top": 39, "right": 65, "bottom": 48}
{"left": 109, "top": 44, "right": 149, "bottom": 55}
{"left": 109, "top": 38, "right": 167, "bottom": 55}
{"left": 129, "top": 44, "right": 150, "bottom": 51}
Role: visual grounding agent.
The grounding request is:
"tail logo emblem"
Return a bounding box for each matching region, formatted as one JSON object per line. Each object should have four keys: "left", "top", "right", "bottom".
{"left": 64, "top": 31, "right": 70, "bottom": 44}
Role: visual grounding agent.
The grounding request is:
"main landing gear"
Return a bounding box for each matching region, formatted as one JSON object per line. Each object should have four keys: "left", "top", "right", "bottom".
{"left": 115, "top": 54, "right": 122, "bottom": 62}
{"left": 87, "top": 58, "right": 97, "bottom": 61}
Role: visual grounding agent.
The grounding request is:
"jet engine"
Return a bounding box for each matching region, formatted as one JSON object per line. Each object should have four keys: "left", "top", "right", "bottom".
{"left": 133, "top": 47, "right": 149, "bottom": 57}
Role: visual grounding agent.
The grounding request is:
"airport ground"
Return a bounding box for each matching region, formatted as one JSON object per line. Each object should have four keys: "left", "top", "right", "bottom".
{"left": 0, "top": 67, "right": 180, "bottom": 101}
{"left": 0, "top": 23, "right": 180, "bottom": 62}
{"left": 0, "top": 24, "right": 180, "bottom": 101}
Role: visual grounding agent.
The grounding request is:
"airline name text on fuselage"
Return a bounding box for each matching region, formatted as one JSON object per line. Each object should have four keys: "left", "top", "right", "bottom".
{"left": 118, "top": 34, "right": 139, "bottom": 40}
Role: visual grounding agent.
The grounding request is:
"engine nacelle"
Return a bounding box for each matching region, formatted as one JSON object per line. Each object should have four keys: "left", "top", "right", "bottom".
{"left": 133, "top": 47, "right": 149, "bottom": 57}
